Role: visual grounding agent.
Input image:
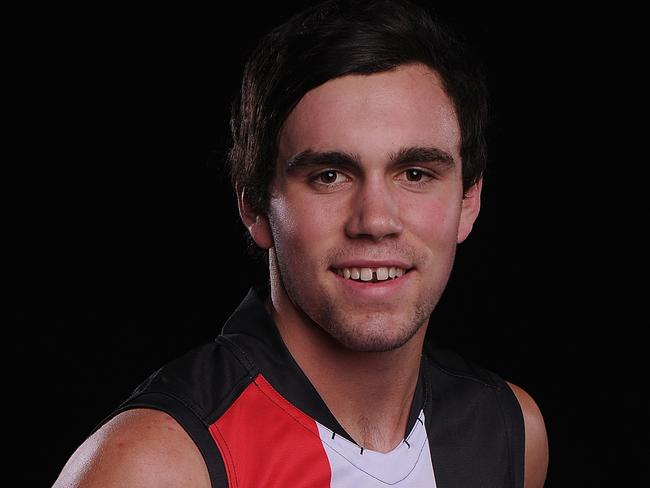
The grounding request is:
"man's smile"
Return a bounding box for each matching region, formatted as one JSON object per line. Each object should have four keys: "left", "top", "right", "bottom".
{"left": 332, "top": 266, "right": 409, "bottom": 282}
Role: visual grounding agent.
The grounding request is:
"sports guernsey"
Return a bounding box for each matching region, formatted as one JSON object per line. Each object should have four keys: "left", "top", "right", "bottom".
{"left": 97, "top": 288, "right": 525, "bottom": 487}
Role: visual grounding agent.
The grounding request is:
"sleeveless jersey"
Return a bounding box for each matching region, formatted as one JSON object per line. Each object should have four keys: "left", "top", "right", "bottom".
{"left": 96, "top": 288, "right": 525, "bottom": 487}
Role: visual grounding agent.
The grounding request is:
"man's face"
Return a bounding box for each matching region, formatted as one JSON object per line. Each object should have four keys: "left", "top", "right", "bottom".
{"left": 251, "top": 63, "right": 480, "bottom": 352}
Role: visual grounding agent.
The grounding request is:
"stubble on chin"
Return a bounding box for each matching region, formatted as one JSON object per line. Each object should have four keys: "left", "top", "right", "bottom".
{"left": 305, "top": 296, "right": 434, "bottom": 353}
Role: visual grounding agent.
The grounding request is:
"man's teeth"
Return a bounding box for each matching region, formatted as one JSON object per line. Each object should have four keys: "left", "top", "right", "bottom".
{"left": 337, "top": 267, "right": 405, "bottom": 282}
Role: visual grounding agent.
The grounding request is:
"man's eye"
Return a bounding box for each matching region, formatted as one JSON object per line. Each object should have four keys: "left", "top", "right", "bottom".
{"left": 309, "top": 169, "right": 351, "bottom": 189}
{"left": 315, "top": 170, "right": 341, "bottom": 184}
{"left": 402, "top": 168, "right": 436, "bottom": 183}
{"left": 394, "top": 168, "right": 436, "bottom": 187}
{"left": 405, "top": 169, "right": 425, "bottom": 182}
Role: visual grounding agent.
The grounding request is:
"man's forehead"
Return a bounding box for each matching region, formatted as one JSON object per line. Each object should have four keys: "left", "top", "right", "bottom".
{"left": 278, "top": 64, "right": 460, "bottom": 162}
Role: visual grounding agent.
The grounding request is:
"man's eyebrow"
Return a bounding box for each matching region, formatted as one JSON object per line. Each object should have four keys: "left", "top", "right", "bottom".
{"left": 390, "top": 146, "right": 455, "bottom": 168}
{"left": 285, "top": 150, "right": 360, "bottom": 170}
{"left": 284, "top": 146, "right": 455, "bottom": 171}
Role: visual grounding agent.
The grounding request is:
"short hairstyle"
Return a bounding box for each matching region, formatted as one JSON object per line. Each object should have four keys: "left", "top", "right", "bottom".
{"left": 229, "top": 0, "right": 488, "bottom": 216}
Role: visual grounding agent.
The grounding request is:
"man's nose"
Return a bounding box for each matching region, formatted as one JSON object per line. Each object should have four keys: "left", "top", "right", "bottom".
{"left": 344, "top": 177, "right": 403, "bottom": 241}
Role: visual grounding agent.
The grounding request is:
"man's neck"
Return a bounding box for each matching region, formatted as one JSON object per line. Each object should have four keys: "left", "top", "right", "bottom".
{"left": 266, "top": 293, "right": 427, "bottom": 453}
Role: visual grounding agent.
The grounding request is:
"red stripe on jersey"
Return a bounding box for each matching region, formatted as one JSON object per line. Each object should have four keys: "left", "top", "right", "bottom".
{"left": 209, "top": 374, "right": 332, "bottom": 488}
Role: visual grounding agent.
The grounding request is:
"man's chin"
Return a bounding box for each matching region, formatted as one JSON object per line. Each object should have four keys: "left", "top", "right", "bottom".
{"left": 334, "top": 330, "right": 418, "bottom": 353}
{"left": 319, "top": 313, "right": 423, "bottom": 353}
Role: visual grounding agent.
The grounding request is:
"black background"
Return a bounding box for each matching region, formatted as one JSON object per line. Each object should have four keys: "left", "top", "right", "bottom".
{"left": 9, "top": 2, "right": 641, "bottom": 486}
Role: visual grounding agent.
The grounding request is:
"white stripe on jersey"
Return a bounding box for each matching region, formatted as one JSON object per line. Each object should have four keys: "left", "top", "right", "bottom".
{"left": 315, "top": 409, "right": 437, "bottom": 487}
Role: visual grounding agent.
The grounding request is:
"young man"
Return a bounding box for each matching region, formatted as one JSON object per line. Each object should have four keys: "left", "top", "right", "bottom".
{"left": 54, "top": 1, "right": 548, "bottom": 486}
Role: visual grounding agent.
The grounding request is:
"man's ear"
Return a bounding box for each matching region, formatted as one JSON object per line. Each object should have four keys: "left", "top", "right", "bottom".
{"left": 237, "top": 187, "right": 273, "bottom": 250}
{"left": 457, "top": 178, "right": 482, "bottom": 244}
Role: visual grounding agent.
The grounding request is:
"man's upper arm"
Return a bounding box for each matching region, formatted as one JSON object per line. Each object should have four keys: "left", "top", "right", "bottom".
{"left": 507, "top": 382, "right": 549, "bottom": 488}
{"left": 53, "top": 409, "right": 211, "bottom": 488}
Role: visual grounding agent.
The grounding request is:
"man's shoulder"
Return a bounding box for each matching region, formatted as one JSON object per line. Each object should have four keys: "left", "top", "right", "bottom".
{"left": 53, "top": 409, "right": 211, "bottom": 488}
{"left": 507, "top": 382, "right": 549, "bottom": 488}
{"left": 55, "top": 339, "right": 251, "bottom": 488}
